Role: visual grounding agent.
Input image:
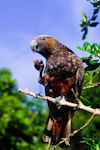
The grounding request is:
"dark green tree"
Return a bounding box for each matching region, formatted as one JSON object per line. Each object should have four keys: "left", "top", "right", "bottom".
{"left": 0, "top": 68, "right": 47, "bottom": 150}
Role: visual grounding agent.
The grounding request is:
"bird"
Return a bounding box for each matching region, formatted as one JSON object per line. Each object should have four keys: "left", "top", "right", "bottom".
{"left": 30, "top": 35, "right": 84, "bottom": 146}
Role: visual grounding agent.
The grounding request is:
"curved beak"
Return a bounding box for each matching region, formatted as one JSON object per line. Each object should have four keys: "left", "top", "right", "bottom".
{"left": 30, "top": 39, "right": 38, "bottom": 52}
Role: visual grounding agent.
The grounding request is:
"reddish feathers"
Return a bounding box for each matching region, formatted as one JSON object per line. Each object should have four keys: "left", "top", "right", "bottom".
{"left": 43, "top": 73, "right": 75, "bottom": 96}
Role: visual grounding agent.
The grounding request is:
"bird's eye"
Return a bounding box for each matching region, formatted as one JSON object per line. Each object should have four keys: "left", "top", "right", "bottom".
{"left": 42, "top": 37, "right": 46, "bottom": 41}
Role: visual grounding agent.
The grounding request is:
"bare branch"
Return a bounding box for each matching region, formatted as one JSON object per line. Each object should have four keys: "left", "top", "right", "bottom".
{"left": 83, "top": 82, "right": 100, "bottom": 89}
{"left": 18, "top": 88, "right": 55, "bottom": 103}
{"left": 18, "top": 88, "right": 100, "bottom": 149}
{"left": 52, "top": 114, "right": 95, "bottom": 149}
{"left": 18, "top": 88, "right": 100, "bottom": 115}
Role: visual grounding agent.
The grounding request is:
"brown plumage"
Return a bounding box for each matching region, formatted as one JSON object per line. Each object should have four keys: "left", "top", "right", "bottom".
{"left": 30, "top": 35, "right": 84, "bottom": 146}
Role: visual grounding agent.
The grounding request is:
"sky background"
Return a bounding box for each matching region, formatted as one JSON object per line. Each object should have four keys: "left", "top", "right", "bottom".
{"left": 0, "top": 0, "right": 100, "bottom": 95}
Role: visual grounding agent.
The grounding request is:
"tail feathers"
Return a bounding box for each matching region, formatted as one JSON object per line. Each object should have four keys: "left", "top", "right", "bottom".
{"left": 43, "top": 109, "right": 73, "bottom": 146}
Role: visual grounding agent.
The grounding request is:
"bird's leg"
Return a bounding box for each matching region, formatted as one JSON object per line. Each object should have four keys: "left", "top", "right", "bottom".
{"left": 33, "top": 59, "right": 44, "bottom": 85}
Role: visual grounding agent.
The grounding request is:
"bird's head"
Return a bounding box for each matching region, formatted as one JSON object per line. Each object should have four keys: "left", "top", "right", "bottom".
{"left": 30, "top": 35, "right": 56, "bottom": 58}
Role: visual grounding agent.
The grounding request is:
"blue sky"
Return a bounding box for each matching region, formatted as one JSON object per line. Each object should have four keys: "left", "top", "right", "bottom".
{"left": 0, "top": 0, "right": 100, "bottom": 94}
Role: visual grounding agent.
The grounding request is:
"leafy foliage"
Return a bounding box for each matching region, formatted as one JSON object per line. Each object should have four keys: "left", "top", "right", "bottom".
{"left": 75, "top": 41, "right": 100, "bottom": 149}
{"left": 76, "top": 2, "right": 100, "bottom": 148}
{"left": 80, "top": 0, "right": 100, "bottom": 39}
{"left": 0, "top": 68, "right": 47, "bottom": 150}
{"left": 77, "top": 42, "right": 100, "bottom": 89}
{"left": 80, "top": 135, "right": 100, "bottom": 150}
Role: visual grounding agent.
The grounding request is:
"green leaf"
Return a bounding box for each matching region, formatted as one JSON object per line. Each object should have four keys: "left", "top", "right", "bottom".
{"left": 89, "top": 60, "right": 99, "bottom": 65}
{"left": 91, "top": 1, "right": 100, "bottom": 7}
{"left": 82, "top": 12, "right": 87, "bottom": 23}
{"left": 83, "top": 42, "right": 91, "bottom": 52}
{"left": 93, "top": 8, "right": 99, "bottom": 15}
{"left": 77, "top": 46, "right": 83, "bottom": 51}
{"left": 92, "top": 43, "right": 100, "bottom": 52}
{"left": 83, "top": 67, "right": 100, "bottom": 89}
{"left": 91, "top": 43, "right": 100, "bottom": 57}
{"left": 82, "top": 57, "right": 90, "bottom": 62}
{"left": 91, "top": 15, "right": 97, "bottom": 21}
{"left": 89, "top": 22, "right": 99, "bottom": 27}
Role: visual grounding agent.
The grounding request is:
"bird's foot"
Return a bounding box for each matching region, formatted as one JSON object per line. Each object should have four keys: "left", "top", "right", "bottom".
{"left": 33, "top": 59, "right": 44, "bottom": 85}
{"left": 55, "top": 96, "right": 62, "bottom": 109}
{"left": 33, "top": 59, "right": 44, "bottom": 71}
{"left": 35, "top": 92, "right": 41, "bottom": 97}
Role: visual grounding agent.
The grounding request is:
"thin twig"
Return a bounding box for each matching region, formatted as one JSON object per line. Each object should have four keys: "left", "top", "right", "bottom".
{"left": 71, "top": 88, "right": 79, "bottom": 103}
{"left": 18, "top": 88, "right": 55, "bottom": 103}
{"left": 52, "top": 113, "right": 95, "bottom": 149}
{"left": 18, "top": 88, "right": 99, "bottom": 149}
{"left": 46, "top": 138, "right": 51, "bottom": 150}
{"left": 83, "top": 82, "right": 100, "bottom": 89}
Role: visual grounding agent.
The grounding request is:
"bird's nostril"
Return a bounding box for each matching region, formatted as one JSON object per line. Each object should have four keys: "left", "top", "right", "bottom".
{"left": 36, "top": 44, "right": 38, "bottom": 49}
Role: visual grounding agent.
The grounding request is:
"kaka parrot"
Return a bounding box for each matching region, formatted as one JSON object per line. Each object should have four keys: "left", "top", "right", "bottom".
{"left": 30, "top": 35, "right": 84, "bottom": 146}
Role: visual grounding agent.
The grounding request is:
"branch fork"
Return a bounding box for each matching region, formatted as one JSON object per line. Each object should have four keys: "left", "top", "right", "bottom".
{"left": 18, "top": 88, "right": 100, "bottom": 149}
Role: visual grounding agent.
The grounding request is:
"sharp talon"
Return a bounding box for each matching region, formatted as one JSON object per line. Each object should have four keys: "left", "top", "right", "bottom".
{"left": 38, "top": 77, "right": 44, "bottom": 85}
{"left": 55, "top": 96, "right": 62, "bottom": 108}
{"left": 36, "top": 92, "right": 41, "bottom": 97}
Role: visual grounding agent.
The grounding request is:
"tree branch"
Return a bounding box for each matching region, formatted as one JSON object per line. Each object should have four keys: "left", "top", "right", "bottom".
{"left": 52, "top": 114, "right": 94, "bottom": 149}
{"left": 18, "top": 88, "right": 100, "bottom": 149}
{"left": 18, "top": 88, "right": 100, "bottom": 115}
